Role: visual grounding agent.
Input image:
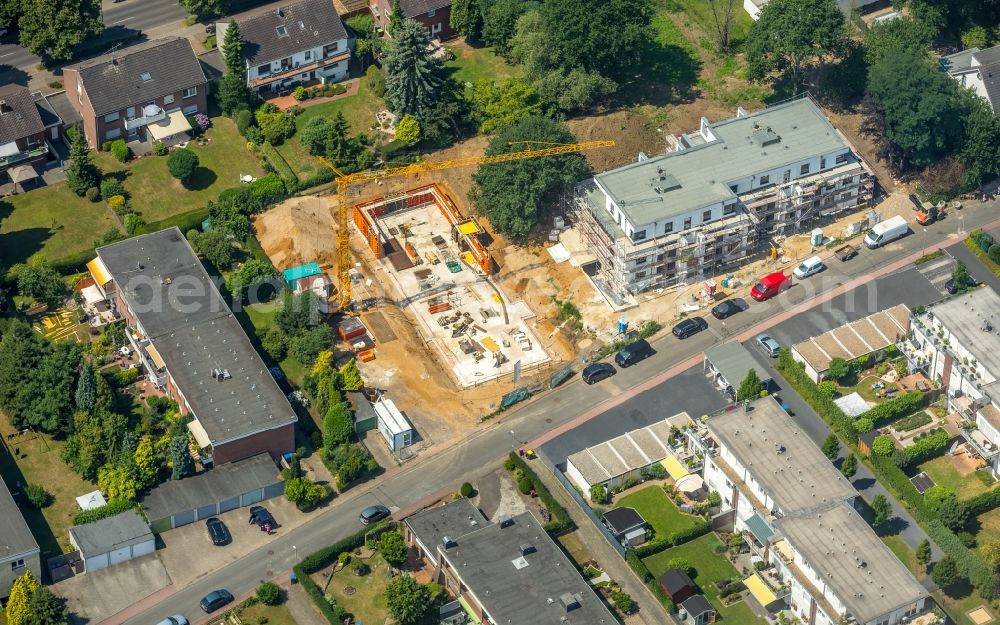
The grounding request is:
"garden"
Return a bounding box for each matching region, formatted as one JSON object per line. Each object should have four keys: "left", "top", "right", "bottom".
{"left": 616, "top": 484, "right": 707, "bottom": 543}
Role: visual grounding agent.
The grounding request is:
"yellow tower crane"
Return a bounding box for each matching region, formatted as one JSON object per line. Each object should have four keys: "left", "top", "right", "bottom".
{"left": 319, "top": 139, "right": 615, "bottom": 311}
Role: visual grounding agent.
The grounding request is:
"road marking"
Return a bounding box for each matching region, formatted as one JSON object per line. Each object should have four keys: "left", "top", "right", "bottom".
{"left": 0, "top": 52, "right": 15, "bottom": 59}
{"left": 112, "top": 17, "right": 133, "bottom": 24}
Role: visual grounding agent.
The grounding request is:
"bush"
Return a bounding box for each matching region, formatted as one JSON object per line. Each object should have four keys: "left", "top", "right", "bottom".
{"left": 872, "top": 435, "right": 895, "bottom": 456}
{"left": 972, "top": 229, "right": 995, "bottom": 254}
{"left": 293, "top": 85, "right": 308, "bottom": 101}
{"left": 152, "top": 141, "right": 167, "bottom": 156}
{"left": 460, "top": 482, "right": 474, "bottom": 497}
{"left": 24, "top": 483, "right": 49, "bottom": 508}
{"left": 124, "top": 213, "right": 146, "bottom": 235}
{"left": 85, "top": 187, "right": 100, "bottom": 202}
{"left": 249, "top": 173, "right": 288, "bottom": 206}
{"left": 167, "top": 148, "right": 199, "bottom": 181}
{"left": 100, "top": 177, "right": 126, "bottom": 199}
{"left": 256, "top": 581, "right": 282, "bottom": 605}
{"left": 366, "top": 65, "right": 386, "bottom": 97}
{"left": 72, "top": 498, "right": 134, "bottom": 525}
{"left": 990, "top": 245, "right": 1000, "bottom": 266}
{"left": 109, "top": 139, "right": 130, "bottom": 162}
{"left": 236, "top": 109, "right": 255, "bottom": 136}
{"left": 107, "top": 195, "right": 127, "bottom": 214}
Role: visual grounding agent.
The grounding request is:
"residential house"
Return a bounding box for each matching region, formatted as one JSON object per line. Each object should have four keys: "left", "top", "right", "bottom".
{"left": 941, "top": 46, "right": 1000, "bottom": 111}
{"left": 405, "top": 506, "right": 617, "bottom": 625}
{"left": 576, "top": 97, "right": 873, "bottom": 300}
{"left": 87, "top": 228, "right": 297, "bottom": 467}
{"left": 222, "top": 0, "right": 352, "bottom": 95}
{"left": 371, "top": 0, "right": 455, "bottom": 40}
{"left": 282, "top": 262, "right": 334, "bottom": 313}
{"left": 0, "top": 84, "right": 64, "bottom": 178}
{"left": 63, "top": 37, "right": 208, "bottom": 149}
{"left": 901, "top": 287, "right": 1000, "bottom": 475}
{"left": 0, "top": 472, "right": 40, "bottom": 597}
{"left": 690, "top": 397, "right": 929, "bottom": 625}
{"left": 67, "top": 510, "right": 155, "bottom": 572}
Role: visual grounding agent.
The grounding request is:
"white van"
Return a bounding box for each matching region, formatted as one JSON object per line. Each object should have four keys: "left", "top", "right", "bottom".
{"left": 864, "top": 215, "right": 908, "bottom": 249}
{"left": 793, "top": 255, "right": 826, "bottom": 279}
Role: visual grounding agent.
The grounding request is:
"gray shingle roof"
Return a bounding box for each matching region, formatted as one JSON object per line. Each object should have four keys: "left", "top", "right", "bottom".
{"left": 69, "top": 510, "right": 152, "bottom": 558}
{"left": 235, "top": 0, "right": 348, "bottom": 65}
{"left": 66, "top": 37, "right": 207, "bottom": 115}
{"left": 0, "top": 84, "right": 45, "bottom": 145}
{"left": 400, "top": 0, "right": 451, "bottom": 17}
{"left": 0, "top": 474, "right": 38, "bottom": 562}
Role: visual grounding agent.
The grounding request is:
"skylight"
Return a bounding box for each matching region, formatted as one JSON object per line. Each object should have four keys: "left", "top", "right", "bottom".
{"left": 276, "top": 25, "right": 288, "bottom": 37}
{"left": 140, "top": 72, "right": 151, "bottom": 82}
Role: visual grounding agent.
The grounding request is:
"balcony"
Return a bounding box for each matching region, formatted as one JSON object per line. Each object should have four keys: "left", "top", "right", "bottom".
{"left": 125, "top": 109, "right": 167, "bottom": 131}
{"left": 249, "top": 52, "right": 351, "bottom": 88}
{"left": 0, "top": 144, "right": 48, "bottom": 168}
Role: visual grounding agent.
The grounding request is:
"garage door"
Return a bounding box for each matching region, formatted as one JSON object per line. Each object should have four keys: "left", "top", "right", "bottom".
{"left": 87, "top": 554, "right": 110, "bottom": 571}
{"left": 196, "top": 503, "right": 217, "bottom": 520}
{"left": 173, "top": 509, "right": 196, "bottom": 528}
{"left": 132, "top": 539, "right": 155, "bottom": 558}
{"left": 241, "top": 488, "right": 263, "bottom": 506}
{"left": 109, "top": 546, "right": 132, "bottom": 566}
{"left": 263, "top": 482, "right": 285, "bottom": 499}
{"left": 219, "top": 496, "right": 240, "bottom": 513}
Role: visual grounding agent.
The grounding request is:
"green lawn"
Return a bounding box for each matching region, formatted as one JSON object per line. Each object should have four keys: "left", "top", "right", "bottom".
{"left": 644, "top": 534, "right": 767, "bottom": 624}
{"left": 919, "top": 455, "right": 995, "bottom": 500}
{"left": 323, "top": 553, "right": 391, "bottom": 624}
{"left": 882, "top": 535, "right": 922, "bottom": 579}
{"left": 241, "top": 602, "right": 299, "bottom": 625}
{"left": 663, "top": 0, "right": 753, "bottom": 50}
{"left": 837, "top": 375, "right": 888, "bottom": 405}
{"left": 444, "top": 41, "right": 521, "bottom": 86}
{"left": 616, "top": 485, "right": 704, "bottom": 541}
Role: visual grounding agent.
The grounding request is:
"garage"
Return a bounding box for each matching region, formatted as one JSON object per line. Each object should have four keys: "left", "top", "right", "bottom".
{"left": 68, "top": 510, "right": 155, "bottom": 573}
{"left": 142, "top": 453, "right": 283, "bottom": 533}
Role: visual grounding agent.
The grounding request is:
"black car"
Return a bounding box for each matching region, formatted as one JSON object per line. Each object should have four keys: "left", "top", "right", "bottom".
{"left": 581, "top": 362, "right": 616, "bottom": 385}
{"left": 199, "top": 589, "right": 234, "bottom": 613}
{"left": 672, "top": 317, "right": 708, "bottom": 339}
{"left": 249, "top": 506, "right": 276, "bottom": 529}
{"left": 360, "top": 504, "right": 391, "bottom": 525}
{"left": 944, "top": 275, "right": 980, "bottom": 295}
{"left": 711, "top": 299, "right": 747, "bottom": 320}
{"left": 206, "top": 518, "right": 231, "bottom": 546}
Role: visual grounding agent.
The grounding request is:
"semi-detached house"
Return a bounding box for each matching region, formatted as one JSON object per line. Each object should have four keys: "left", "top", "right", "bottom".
{"left": 221, "top": 0, "right": 352, "bottom": 95}
{"left": 371, "top": 0, "right": 455, "bottom": 40}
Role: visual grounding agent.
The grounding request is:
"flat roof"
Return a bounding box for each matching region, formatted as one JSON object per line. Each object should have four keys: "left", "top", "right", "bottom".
{"left": 602, "top": 507, "right": 645, "bottom": 534}
{"left": 924, "top": 288, "right": 1000, "bottom": 395}
{"left": 0, "top": 473, "right": 38, "bottom": 561}
{"left": 142, "top": 453, "right": 278, "bottom": 521}
{"left": 792, "top": 304, "right": 910, "bottom": 374}
{"left": 374, "top": 398, "right": 411, "bottom": 435}
{"left": 705, "top": 342, "right": 771, "bottom": 388}
{"left": 69, "top": 509, "right": 152, "bottom": 558}
{"left": 97, "top": 228, "right": 296, "bottom": 446}
{"left": 775, "top": 503, "right": 928, "bottom": 623}
{"left": 566, "top": 417, "right": 679, "bottom": 485}
{"left": 405, "top": 499, "right": 489, "bottom": 561}
{"left": 438, "top": 511, "right": 617, "bottom": 625}
{"left": 707, "top": 397, "right": 855, "bottom": 514}
{"left": 593, "top": 98, "right": 852, "bottom": 227}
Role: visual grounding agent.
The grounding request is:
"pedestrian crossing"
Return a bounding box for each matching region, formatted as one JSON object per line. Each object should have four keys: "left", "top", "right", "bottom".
{"left": 915, "top": 255, "right": 955, "bottom": 294}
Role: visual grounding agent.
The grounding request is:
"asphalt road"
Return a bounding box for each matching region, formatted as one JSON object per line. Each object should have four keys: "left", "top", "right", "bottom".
{"left": 117, "top": 204, "right": 1000, "bottom": 625}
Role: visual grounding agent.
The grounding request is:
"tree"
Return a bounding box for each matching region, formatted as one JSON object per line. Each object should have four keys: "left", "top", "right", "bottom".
{"left": 470, "top": 116, "right": 589, "bottom": 241}
{"left": 24, "top": 483, "right": 49, "bottom": 508}
{"left": 66, "top": 124, "right": 100, "bottom": 195}
{"left": 870, "top": 494, "right": 892, "bottom": 531}
{"left": 256, "top": 581, "right": 283, "bottom": 606}
{"left": 534, "top": 67, "right": 616, "bottom": 115}
{"left": 707, "top": 0, "right": 740, "bottom": 53}
{"left": 179, "top": 0, "right": 225, "bottom": 19}
{"left": 75, "top": 365, "right": 95, "bottom": 412}
{"left": 932, "top": 555, "right": 960, "bottom": 588}
{"left": 289, "top": 326, "right": 335, "bottom": 364}
{"left": 916, "top": 538, "right": 932, "bottom": 569}
{"left": 665, "top": 557, "right": 694, "bottom": 576}
{"left": 840, "top": 453, "right": 857, "bottom": 478}
{"left": 62, "top": 409, "right": 126, "bottom": 479}
{"left": 450, "top": 0, "right": 482, "bottom": 39}
{"left": 936, "top": 493, "right": 970, "bottom": 531}
{"left": 590, "top": 483, "right": 606, "bottom": 503}
{"left": 745, "top": 0, "right": 846, "bottom": 94}
{"left": 863, "top": 17, "right": 933, "bottom": 67}
{"left": 12, "top": 259, "right": 65, "bottom": 307}
{"left": 299, "top": 113, "right": 371, "bottom": 171}
{"left": 821, "top": 432, "right": 841, "bottom": 460}
{"left": 227, "top": 259, "right": 279, "bottom": 301}
{"left": 255, "top": 105, "right": 296, "bottom": 145}
{"left": 395, "top": 114, "right": 421, "bottom": 146}
{"left": 384, "top": 20, "right": 446, "bottom": 119}
{"left": 133, "top": 435, "right": 160, "bottom": 488}
{"left": 385, "top": 575, "right": 433, "bottom": 625}
{"left": 192, "top": 229, "right": 235, "bottom": 269}
{"left": 24, "top": 586, "right": 68, "bottom": 625}
{"left": 323, "top": 401, "right": 354, "bottom": 449}
{"left": 872, "top": 435, "right": 895, "bottom": 456}
{"left": 612, "top": 590, "right": 634, "bottom": 614}
{"left": 98, "top": 464, "right": 140, "bottom": 501}
{"left": 339, "top": 359, "right": 364, "bottom": 391}
{"left": 275, "top": 291, "right": 319, "bottom": 335}
{"left": 924, "top": 485, "right": 953, "bottom": 513}
{"left": 960, "top": 92, "right": 1000, "bottom": 188}
{"left": 169, "top": 434, "right": 194, "bottom": 480}
{"left": 19, "top": 0, "right": 102, "bottom": 62}
{"left": 6, "top": 570, "right": 40, "bottom": 625}
{"left": 736, "top": 369, "right": 765, "bottom": 402}
{"left": 389, "top": 0, "right": 404, "bottom": 35}
{"left": 222, "top": 19, "right": 245, "bottom": 74}
{"left": 378, "top": 531, "right": 409, "bottom": 567}
{"left": 826, "top": 357, "right": 849, "bottom": 381}
{"left": 981, "top": 540, "right": 1000, "bottom": 570}
{"left": 471, "top": 78, "right": 545, "bottom": 135}
{"left": 482, "top": 0, "right": 532, "bottom": 56}
{"left": 167, "top": 148, "right": 199, "bottom": 182}
{"left": 952, "top": 260, "right": 972, "bottom": 292}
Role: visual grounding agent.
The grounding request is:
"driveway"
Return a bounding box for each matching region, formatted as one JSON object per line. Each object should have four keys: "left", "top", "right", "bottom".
{"left": 57, "top": 553, "right": 171, "bottom": 624}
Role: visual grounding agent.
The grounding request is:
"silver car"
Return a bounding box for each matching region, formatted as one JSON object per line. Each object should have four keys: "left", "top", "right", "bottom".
{"left": 156, "top": 616, "right": 188, "bottom": 625}
{"left": 755, "top": 334, "right": 781, "bottom": 358}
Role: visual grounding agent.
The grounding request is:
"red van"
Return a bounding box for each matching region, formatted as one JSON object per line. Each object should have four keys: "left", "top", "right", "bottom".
{"left": 750, "top": 271, "right": 790, "bottom": 302}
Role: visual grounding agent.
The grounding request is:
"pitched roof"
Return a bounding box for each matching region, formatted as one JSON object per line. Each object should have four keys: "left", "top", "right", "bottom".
{"left": 400, "top": 0, "right": 451, "bottom": 17}
{"left": 681, "top": 594, "right": 713, "bottom": 616}
{"left": 235, "top": 0, "right": 348, "bottom": 65}
{"left": 69, "top": 510, "right": 152, "bottom": 558}
{"left": 0, "top": 472, "right": 38, "bottom": 562}
{"left": 66, "top": 37, "right": 207, "bottom": 115}
{"left": 704, "top": 342, "right": 770, "bottom": 388}
{"left": 790, "top": 304, "right": 910, "bottom": 375}
{"left": 658, "top": 568, "right": 695, "bottom": 594}
{"left": 566, "top": 417, "right": 678, "bottom": 485}
{"left": 0, "top": 84, "right": 45, "bottom": 145}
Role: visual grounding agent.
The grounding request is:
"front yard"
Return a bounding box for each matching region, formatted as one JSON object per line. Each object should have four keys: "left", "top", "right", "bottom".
{"left": 319, "top": 552, "right": 392, "bottom": 624}
{"left": 240, "top": 602, "right": 299, "bottom": 625}
{"left": 615, "top": 485, "right": 704, "bottom": 541}
{"left": 643, "top": 533, "right": 768, "bottom": 625}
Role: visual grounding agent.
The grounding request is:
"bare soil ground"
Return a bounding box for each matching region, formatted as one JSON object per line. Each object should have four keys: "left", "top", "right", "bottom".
{"left": 254, "top": 195, "right": 338, "bottom": 271}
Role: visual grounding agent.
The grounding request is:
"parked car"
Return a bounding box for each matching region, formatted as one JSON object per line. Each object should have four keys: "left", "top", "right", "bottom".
{"left": 944, "top": 274, "right": 980, "bottom": 295}
{"left": 206, "top": 518, "right": 231, "bottom": 546}
{"left": 199, "top": 590, "right": 234, "bottom": 613}
{"left": 711, "top": 298, "right": 747, "bottom": 320}
{"left": 793, "top": 256, "right": 826, "bottom": 279}
{"left": 359, "top": 504, "right": 391, "bottom": 525}
{"left": 249, "top": 506, "right": 275, "bottom": 530}
{"left": 834, "top": 244, "right": 858, "bottom": 262}
{"left": 156, "top": 615, "right": 189, "bottom": 625}
{"left": 864, "top": 215, "right": 908, "bottom": 249}
{"left": 750, "top": 271, "right": 791, "bottom": 302}
{"left": 614, "top": 338, "right": 653, "bottom": 367}
{"left": 672, "top": 317, "right": 708, "bottom": 339}
{"left": 582, "top": 362, "right": 616, "bottom": 384}
{"left": 755, "top": 334, "right": 781, "bottom": 358}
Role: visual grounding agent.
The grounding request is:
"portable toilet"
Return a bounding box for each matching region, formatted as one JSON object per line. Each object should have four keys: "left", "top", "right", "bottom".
{"left": 810, "top": 228, "right": 824, "bottom": 246}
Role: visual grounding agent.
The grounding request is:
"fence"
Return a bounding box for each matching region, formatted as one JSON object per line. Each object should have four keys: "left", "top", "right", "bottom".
{"left": 543, "top": 455, "right": 626, "bottom": 559}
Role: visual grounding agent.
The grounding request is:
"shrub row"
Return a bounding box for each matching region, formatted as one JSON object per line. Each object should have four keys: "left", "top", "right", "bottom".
{"left": 72, "top": 498, "right": 135, "bottom": 525}
{"left": 507, "top": 452, "right": 573, "bottom": 534}
{"left": 965, "top": 484, "right": 1000, "bottom": 517}
{"left": 967, "top": 233, "right": 1000, "bottom": 278}
{"left": 858, "top": 391, "right": 924, "bottom": 428}
{"left": 776, "top": 352, "right": 857, "bottom": 440}
{"left": 896, "top": 429, "right": 949, "bottom": 468}
{"left": 625, "top": 550, "right": 676, "bottom": 612}
{"left": 632, "top": 519, "right": 712, "bottom": 558}
{"left": 261, "top": 143, "right": 298, "bottom": 185}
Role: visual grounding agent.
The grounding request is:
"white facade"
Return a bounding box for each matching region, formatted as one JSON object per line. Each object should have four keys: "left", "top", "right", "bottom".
{"left": 246, "top": 40, "right": 350, "bottom": 88}
{"left": 374, "top": 397, "right": 413, "bottom": 451}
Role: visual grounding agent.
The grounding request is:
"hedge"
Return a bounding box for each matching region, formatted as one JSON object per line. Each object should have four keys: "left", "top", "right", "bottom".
{"left": 625, "top": 549, "right": 675, "bottom": 612}
{"left": 776, "top": 351, "right": 856, "bottom": 440}
{"left": 72, "top": 498, "right": 135, "bottom": 525}
{"left": 897, "top": 429, "right": 949, "bottom": 468}
{"left": 965, "top": 485, "right": 1000, "bottom": 517}
{"left": 507, "top": 453, "right": 573, "bottom": 534}
{"left": 858, "top": 391, "right": 924, "bottom": 428}
{"left": 261, "top": 143, "right": 298, "bottom": 185}
{"left": 632, "top": 519, "right": 712, "bottom": 558}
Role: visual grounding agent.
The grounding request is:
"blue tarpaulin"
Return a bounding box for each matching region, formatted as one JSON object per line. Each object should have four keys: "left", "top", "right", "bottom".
{"left": 283, "top": 262, "right": 322, "bottom": 287}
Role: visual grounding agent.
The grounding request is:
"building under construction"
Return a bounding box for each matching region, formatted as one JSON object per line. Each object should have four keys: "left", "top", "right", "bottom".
{"left": 575, "top": 96, "right": 874, "bottom": 300}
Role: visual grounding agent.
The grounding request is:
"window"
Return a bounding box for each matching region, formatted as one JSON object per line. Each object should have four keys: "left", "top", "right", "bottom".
{"left": 663, "top": 222, "right": 673, "bottom": 234}
{"left": 783, "top": 170, "right": 790, "bottom": 183}
{"left": 304, "top": 50, "right": 312, "bottom": 61}
{"left": 104, "top": 111, "right": 120, "bottom": 123}
{"left": 427, "top": 9, "right": 436, "bottom": 16}
{"left": 635, "top": 271, "right": 646, "bottom": 279}
{"left": 140, "top": 71, "right": 151, "bottom": 82}
{"left": 182, "top": 104, "right": 198, "bottom": 115}
{"left": 105, "top": 128, "right": 122, "bottom": 140}
{"left": 183, "top": 87, "right": 198, "bottom": 99}
{"left": 820, "top": 156, "right": 826, "bottom": 169}
{"left": 800, "top": 163, "right": 810, "bottom": 175}
{"left": 835, "top": 153, "right": 848, "bottom": 164}
{"left": 276, "top": 25, "right": 288, "bottom": 37}
{"left": 257, "top": 63, "right": 271, "bottom": 75}
{"left": 635, "top": 257, "right": 647, "bottom": 266}
{"left": 723, "top": 204, "right": 737, "bottom": 216}
{"left": 758, "top": 174, "right": 769, "bottom": 185}
{"left": 631, "top": 229, "right": 647, "bottom": 242}
{"left": 126, "top": 106, "right": 135, "bottom": 119}
{"left": 683, "top": 217, "right": 692, "bottom": 230}
{"left": 163, "top": 94, "right": 175, "bottom": 105}
{"left": 702, "top": 210, "right": 713, "bottom": 223}
{"left": 10, "top": 559, "right": 24, "bottom": 570}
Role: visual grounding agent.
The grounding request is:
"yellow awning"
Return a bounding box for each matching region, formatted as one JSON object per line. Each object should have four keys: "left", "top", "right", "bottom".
{"left": 457, "top": 221, "right": 480, "bottom": 236}
{"left": 87, "top": 257, "right": 111, "bottom": 286}
{"left": 146, "top": 343, "right": 165, "bottom": 370}
{"left": 661, "top": 455, "right": 689, "bottom": 481}
{"left": 147, "top": 110, "right": 192, "bottom": 141}
{"left": 187, "top": 419, "right": 212, "bottom": 449}
{"left": 744, "top": 573, "right": 778, "bottom": 607}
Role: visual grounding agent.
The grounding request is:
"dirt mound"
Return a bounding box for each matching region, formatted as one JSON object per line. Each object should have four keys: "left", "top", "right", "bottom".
{"left": 254, "top": 195, "right": 336, "bottom": 270}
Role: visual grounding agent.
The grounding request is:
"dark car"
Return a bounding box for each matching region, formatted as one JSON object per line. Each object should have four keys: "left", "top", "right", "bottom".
{"left": 672, "top": 317, "right": 708, "bottom": 339}
{"left": 944, "top": 275, "right": 980, "bottom": 295}
{"left": 360, "top": 504, "right": 391, "bottom": 525}
{"left": 711, "top": 299, "right": 747, "bottom": 320}
{"left": 206, "top": 518, "right": 231, "bottom": 546}
{"left": 199, "top": 589, "right": 234, "bottom": 613}
{"left": 249, "top": 506, "right": 275, "bottom": 529}
{"left": 582, "top": 362, "right": 616, "bottom": 385}
{"left": 614, "top": 338, "right": 653, "bottom": 368}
